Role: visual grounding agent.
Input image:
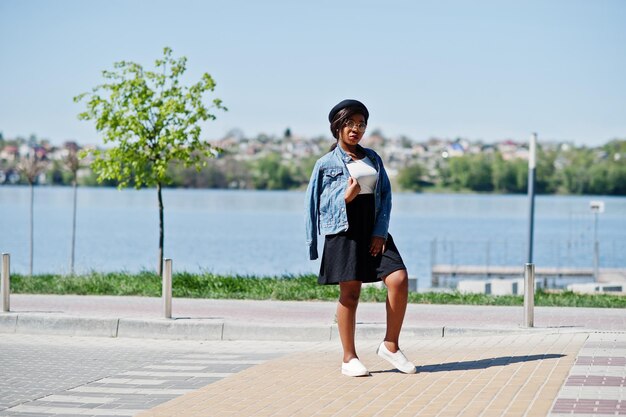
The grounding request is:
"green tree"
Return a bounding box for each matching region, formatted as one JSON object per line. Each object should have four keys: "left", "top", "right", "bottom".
{"left": 601, "top": 139, "right": 626, "bottom": 195}
{"left": 220, "top": 158, "right": 251, "bottom": 189}
{"left": 535, "top": 147, "right": 558, "bottom": 194}
{"left": 468, "top": 154, "right": 494, "bottom": 191}
{"left": 447, "top": 154, "right": 493, "bottom": 192}
{"left": 446, "top": 157, "right": 470, "bottom": 191}
{"left": 492, "top": 153, "right": 520, "bottom": 193}
{"left": 587, "top": 163, "right": 610, "bottom": 194}
{"left": 602, "top": 139, "right": 626, "bottom": 159}
{"left": 168, "top": 155, "right": 228, "bottom": 188}
{"left": 75, "top": 47, "right": 226, "bottom": 276}
{"left": 607, "top": 162, "right": 626, "bottom": 194}
{"left": 559, "top": 147, "right": 594, "bottom": 194}
{"left": 251, "top": 153, "right": 298, "bottom": 190}
{"left": 397, "top": 162, "right": 425, "bottom": 192}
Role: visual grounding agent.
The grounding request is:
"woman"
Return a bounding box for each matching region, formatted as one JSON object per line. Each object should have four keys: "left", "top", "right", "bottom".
{"left": 305, "top": 99, "right": 415, "bottom": 376}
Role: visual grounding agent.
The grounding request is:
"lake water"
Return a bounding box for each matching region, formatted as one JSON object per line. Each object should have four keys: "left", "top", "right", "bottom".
{"left": 1, "top": 186, "right": 625, "bottom": 289}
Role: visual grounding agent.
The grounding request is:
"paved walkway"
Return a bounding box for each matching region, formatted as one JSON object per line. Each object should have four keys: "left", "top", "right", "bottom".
{"left": 0, "top": 334, "right": 321, "bottom": 417}
{"left": 135, "top": 333, "right": 576, "bottom": 417}
{"left": 1, "top": 294, "right": 625, "bottom": 416}
{"left": 4, "top": 294, "right": 626, "bottom": 339}
{"left": 136, "top": 333, "right": 626, "bottom": 417}
{"left": 550, "top": 334, "right": 626, "bottom": 417}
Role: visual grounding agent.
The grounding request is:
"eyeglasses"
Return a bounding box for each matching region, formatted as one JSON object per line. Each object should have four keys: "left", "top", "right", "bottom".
{"left": 344, "top": 120, "right": 367, "bottom": 132}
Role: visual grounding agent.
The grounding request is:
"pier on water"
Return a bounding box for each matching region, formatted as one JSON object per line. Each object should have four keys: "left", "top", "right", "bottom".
{"left": 430, "top": 264, "right": 626, "bottom": 289}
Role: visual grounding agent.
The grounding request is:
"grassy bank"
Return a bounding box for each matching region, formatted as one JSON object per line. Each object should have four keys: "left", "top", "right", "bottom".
{"left": 10, "top": 272, "right": 626, "bottom": 308}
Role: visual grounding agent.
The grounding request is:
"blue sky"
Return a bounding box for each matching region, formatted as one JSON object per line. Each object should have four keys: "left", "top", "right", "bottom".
{"left": 1, "top": 0, "right": 625, "bottom": 146}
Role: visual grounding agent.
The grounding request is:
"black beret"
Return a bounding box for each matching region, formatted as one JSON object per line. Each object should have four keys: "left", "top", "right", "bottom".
{"left": 328, "top": 99, "right": 369, "bottom": 123}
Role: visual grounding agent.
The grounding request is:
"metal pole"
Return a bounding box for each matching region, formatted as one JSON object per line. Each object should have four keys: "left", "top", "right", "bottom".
{"left": 593, "top": 212, "right": 599, "bottom": 280}
{"left": 163, "top": 258, "right": 172, "bottom": 319}
{"left": 2, "top": 253, "right": 10, "bottom": 312}
{"left": 70, "top": 181, "right": 78, "bottom": 275}
{"left": 524, "top": 263, "right": 535, "bottom": 328}
{"left": 29, "top": 184, "right": 34, "bottom": 276}
{"left": 526, "top": 133, "right": 537, "bottom": 264}
{"left": 589, "top": 201, "right": 604, "bottom": 281}
{"left": 430, "top": 239, "right": 437, "bottom": 288}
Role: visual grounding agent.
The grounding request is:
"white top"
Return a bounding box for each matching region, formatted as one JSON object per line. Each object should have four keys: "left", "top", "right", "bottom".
{"left": 347, "top": 157, "right": 378, "bottom": 194}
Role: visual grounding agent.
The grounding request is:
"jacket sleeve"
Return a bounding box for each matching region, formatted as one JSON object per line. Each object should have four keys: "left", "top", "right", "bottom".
{"left": 305, "top": 161, "right": 321, "bottom": 260}
{"left": 372, "top": 155, "right": 391, "bottom": 239}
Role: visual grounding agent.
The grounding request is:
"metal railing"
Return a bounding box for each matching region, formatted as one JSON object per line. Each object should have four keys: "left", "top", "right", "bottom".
{"left": 431, "top": 238, "right": 624, "bottom": 270}
{"left": 430, "top": 238, "right": 625, "bottom": 289}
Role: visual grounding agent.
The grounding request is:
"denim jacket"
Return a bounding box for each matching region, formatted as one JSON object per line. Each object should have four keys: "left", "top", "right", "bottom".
{"left": 305, "top": 144, "right": 392, "bottom": 260}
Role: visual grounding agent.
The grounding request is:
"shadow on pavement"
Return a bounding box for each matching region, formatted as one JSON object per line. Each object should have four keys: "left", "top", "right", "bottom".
{"left": 414, "top": 354, "right": 566, "bottom": 373}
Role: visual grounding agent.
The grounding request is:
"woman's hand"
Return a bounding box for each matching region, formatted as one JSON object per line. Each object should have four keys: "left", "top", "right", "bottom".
{"left": 370, "top": 236, "right": 386, "bottom": 257}
{"left": 344, "top": 177, "right": 361, "bottom": 203}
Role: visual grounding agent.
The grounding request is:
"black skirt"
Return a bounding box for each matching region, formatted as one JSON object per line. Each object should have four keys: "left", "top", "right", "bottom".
{"left": 318, "top": 194, "right": 406, "bottom": 285}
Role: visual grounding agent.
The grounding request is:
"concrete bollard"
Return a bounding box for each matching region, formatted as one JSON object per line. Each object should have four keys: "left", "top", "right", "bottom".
{"left": 524, "top": 263, "right": 535, "bottom": 327}
{"left": 163, "top": 258, "right": 172, "bottom": 319}
{"left": 2, "top": 253, "right": 9, "bottom": 312}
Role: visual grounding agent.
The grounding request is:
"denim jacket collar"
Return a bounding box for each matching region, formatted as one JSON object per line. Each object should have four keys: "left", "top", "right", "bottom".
{"left": 333, "top": 144, "right": 374, "bottom": 166}
{"left": 333, "top": 143, "right": 354, "bottom": 164}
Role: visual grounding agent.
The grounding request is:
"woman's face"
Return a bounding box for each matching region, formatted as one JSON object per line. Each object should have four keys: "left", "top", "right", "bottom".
{"left": 339, "top": 113, "right": 367, "bottom": 147}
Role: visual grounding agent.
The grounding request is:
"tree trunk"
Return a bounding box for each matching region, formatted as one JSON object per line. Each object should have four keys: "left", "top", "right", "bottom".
{"left": 157, "top": 182, "right": 164, "bottom": 277}
{"left": 29, "top": 182, "right": 34, "bottom": 276}
{"left": 70, "top": 176, "right": 78, "bottom": 275}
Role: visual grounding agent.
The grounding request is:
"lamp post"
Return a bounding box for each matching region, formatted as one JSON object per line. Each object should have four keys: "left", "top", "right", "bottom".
{"left": 524, "top": 134, "right": 537, "bottom": 325}
{"left": 589, "top": 201, "right": 604, "bottom": 281}
{"left": 526, "top": 133, "right": 537, "bottom": 264}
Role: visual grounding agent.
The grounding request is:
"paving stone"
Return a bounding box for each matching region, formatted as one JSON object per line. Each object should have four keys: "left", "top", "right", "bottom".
{"left": 549, "top": 333, "right": 626, "bottom": 417}
{"left": 0, "top": 334, "right": 319, "bottom": 416}
{"left": 136, "top": 333, "right": 587, "bottom": 416}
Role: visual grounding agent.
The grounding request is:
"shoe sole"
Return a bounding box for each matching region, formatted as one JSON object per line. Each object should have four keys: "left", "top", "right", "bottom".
{"left": 342, "top": 369, "right": 370, "bottom": 377}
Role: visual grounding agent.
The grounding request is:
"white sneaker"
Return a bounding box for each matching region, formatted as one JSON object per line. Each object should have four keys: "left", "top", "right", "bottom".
{"left": 376, "top": 342, "right": 417, "bottom": 374}
{"left": 341, "top": 358, "right": 370, "bottom": 377}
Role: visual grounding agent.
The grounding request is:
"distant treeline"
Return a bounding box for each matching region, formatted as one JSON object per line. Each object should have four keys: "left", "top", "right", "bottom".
{"left": 70, "top": 152, "right": 320, "bottom": 191}
{"left": 5, "top": 139, "right": 626, "bottom": 196}
{"left": 399, "top": 139, "right": 626, "bottom": 195}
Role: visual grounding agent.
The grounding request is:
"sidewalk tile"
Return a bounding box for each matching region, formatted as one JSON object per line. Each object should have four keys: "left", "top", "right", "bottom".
{"left": 136, "top": 333, "right": 587, "bottom": 417}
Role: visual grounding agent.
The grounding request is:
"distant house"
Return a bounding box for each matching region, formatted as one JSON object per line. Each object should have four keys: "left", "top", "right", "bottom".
{"left": 0, "top": 145, "right": 18, "bottom": 162}
{"left": 497, "top": 139, "right": 521, "bottom": 160}
{"left": 34, "top": 146, "right": 48, "bottom": 160}
{"left": 445, "top": 142, "right": 465, "bottom": 158}
{"left": 64, "top": 141, "right": 80, "bottom": 152}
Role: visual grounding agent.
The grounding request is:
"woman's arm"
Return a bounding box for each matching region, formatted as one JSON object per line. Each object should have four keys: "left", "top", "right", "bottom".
{"left": 305, "top": 161, "right": 321, "bottom": 260}
{"left": 372, "top": 154, "right": 391, "bottom": 239}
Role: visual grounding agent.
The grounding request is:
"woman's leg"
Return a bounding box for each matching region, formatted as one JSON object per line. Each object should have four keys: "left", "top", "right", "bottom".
{"left": 382, "top": 269, "right": 409, "bottom": 352}
{"left": 337, "top": 280, "right": 362, "bottom": 362}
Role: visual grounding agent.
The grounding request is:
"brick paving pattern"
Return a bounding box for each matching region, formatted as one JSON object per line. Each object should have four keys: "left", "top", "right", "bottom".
{"left": 2, "top": 295, "right": 626, "bottom": 416}
{"left": 138, "top": 333, "right": 587, "bottom": 417}
{"left": 0, "top": 334, "right": 318, "bottom": 417}
{"left": 566, "top": 376, "right": 626, "bottom": 387}
{"left": 550, "top": 333, "right": 626, "bottom": 417}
